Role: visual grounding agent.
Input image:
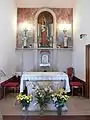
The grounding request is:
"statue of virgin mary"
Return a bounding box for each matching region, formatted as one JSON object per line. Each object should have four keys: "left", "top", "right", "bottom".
{"left": 37, "top": 11, "right": 53, "bottom": 48}
{"left": 40, "top": 15, "right": 48, "bottom": 46}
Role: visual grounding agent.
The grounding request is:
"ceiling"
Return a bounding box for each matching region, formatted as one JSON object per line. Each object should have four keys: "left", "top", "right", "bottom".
{"left": 16, "top": 0, "right": 76, "bottom": 8}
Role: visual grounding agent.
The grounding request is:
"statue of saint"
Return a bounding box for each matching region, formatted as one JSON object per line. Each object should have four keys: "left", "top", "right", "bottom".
{"left": 40, "top": 15, "right": 48, "bottom": 46}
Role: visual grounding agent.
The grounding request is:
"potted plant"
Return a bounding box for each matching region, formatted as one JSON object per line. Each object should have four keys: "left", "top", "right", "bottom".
{"left": 16, "top": 93, "right": 33, "bottom": 111}
{"left": 51, "top": 88, "right": 69, "bottom": 115}
{"left": 34, "top": 85, "right": 53, "bottom": 114}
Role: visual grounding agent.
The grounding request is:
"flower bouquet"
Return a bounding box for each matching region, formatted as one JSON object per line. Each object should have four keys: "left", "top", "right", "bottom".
{"left": 16, "top": 93, "right": 33, "bottom": 111}
{"left": 51, "top": 88, "right": 69, "bottom": 115}
{"left": 34, "top": 85, "right": 53, "bottom": 112}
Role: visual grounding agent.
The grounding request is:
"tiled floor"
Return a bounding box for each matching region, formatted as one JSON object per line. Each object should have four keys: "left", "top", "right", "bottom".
{"left": 0, "top": 94, "right": 90, "bottom": 116}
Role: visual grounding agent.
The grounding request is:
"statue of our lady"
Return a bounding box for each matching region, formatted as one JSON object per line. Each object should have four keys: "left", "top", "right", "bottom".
{"left": 40, "top": 15, "right": 48, "bottom": 46}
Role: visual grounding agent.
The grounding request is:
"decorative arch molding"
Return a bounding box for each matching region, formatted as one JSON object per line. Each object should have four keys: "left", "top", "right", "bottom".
{"left": 34, "top": 8, "right": 56, "bottom": 48}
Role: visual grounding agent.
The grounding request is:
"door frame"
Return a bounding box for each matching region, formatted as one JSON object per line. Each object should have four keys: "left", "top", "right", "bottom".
{"left": 86, "top": 44, "right": 90, "bottom": 98}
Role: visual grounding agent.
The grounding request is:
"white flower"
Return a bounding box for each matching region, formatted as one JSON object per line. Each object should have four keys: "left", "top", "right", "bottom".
{"left": 38, "top": 92, "right": 40, "bottom": 95}
{"left": 53, "top": 97, "right": 57, "bottom": 102}
{"left": 52, "top": 94, "right": 54, "bottom": 97}
{"left": 45, "top": 87, "right": 48, "bottom": 91}
{"left": 40, "top": 94, "right": 42, "bottom": 97}
{"left": 36, "top": 85, "right": 39, "bottom": 89}
{"left": 49, "top": 89, "right": 53, "bottom": 93}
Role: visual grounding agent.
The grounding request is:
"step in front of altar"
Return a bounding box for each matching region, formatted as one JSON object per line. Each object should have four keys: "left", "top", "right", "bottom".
{"left": 27, "top": 100, "right": 68, "bottom": 112}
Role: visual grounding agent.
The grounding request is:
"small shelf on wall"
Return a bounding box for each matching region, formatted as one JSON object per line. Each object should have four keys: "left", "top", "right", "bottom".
{"left": 15, "top": 47, "right": 73, "bottom": 51}
{"left": 40, "top": 63, "right": 50, "bottom": 67}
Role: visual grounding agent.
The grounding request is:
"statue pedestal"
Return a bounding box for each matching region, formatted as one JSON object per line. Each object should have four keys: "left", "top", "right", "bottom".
{"left": 40, "top": 63, "right": 50, "bottom": 67}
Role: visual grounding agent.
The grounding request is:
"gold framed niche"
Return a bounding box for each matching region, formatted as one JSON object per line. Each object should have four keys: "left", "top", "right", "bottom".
{"left": 34, "top": 8, "right": 56, "bottom": 48}
{"left": 37, "top": 11, "right": 53, "bottom": 48}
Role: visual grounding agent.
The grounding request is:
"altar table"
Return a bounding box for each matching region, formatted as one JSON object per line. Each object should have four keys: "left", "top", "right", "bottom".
{"left": 20, "top": 72, "right": 70, "bottom": 93}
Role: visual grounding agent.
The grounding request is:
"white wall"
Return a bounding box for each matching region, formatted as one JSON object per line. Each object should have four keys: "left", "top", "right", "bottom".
{"left": 0, "top": 0, "right": 17, "bottom": 77}
{"left": 16, "top": 0, "right": 76, "bottom": 8}
{"left": 16, "top": 49, "right": 72, "bottom": 72}
{"left": 56, "top": 50, "right": 72, "bottom": 72}
{"left": 73, "top": 0, "right": 90, "bottom": 81}
{"left": 16, "top": 50, "right": 35, "bottom": 72}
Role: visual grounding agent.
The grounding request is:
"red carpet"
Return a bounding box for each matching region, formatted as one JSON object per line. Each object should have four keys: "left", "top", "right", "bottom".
{"left": 3, "top": 115, "right": 90, "bottom": 120}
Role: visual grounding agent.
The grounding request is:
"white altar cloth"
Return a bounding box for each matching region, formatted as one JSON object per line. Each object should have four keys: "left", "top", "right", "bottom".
{"left": 20, "top": 72, "right": 70, "bottom": 93}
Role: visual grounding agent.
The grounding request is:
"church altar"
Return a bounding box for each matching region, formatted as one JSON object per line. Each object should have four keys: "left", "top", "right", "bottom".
{"left": 20, "top": 72, "right": 70, "bottom": 93}
{"left": 20, "top": 72, "right": 70, "bottom": 111}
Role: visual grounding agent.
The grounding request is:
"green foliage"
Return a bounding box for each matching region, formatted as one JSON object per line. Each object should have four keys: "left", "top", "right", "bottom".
{"left": 35, "top": 86, "right": 53, "bottom": 109}
{"left": 51, "top": 88, "right": 69, "bottom": 108}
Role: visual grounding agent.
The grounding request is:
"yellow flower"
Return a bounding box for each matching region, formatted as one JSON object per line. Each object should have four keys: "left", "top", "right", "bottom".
{"left": 16, "top": 93, "right": 33, "bottom": 103}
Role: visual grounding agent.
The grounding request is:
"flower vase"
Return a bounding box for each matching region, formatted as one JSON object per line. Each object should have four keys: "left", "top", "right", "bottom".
{"left": 57, "top": 106, "right": 62, "bottom": 116}
{"left": 25, "top": 106, "right": 28, "bottom": 111}
{"left": 22, "top": 106, "right": 28, "bottom": 111}
{"left": 40, "top": 109, "right": 44, "bottom": 115}
{"left": 40, "top": 106, "right": 45, "bottom": 115}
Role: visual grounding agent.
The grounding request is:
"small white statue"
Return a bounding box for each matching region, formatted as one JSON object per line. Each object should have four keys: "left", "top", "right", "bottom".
{"left": 64, "top": 36, "right": 68, "bottom": 47}
{"left": 42, "top": 54, "right": 48, "bottom": 64}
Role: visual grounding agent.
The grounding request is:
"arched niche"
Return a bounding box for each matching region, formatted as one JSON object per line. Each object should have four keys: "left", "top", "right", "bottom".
{"left": 34, "top": 8, "right": 56, "bottom": 48}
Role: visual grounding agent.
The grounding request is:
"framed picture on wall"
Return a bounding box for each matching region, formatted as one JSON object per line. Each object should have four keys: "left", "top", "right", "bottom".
{"left": 41, "top": 54, "right": 49, "bottom": 64}
{"left": 40, "top": 50, "right": 50, "bottom": 67}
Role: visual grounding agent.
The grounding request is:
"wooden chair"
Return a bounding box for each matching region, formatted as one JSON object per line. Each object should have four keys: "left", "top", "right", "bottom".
{"left": 67, "top": 67, "right": 83, "bottom": 96}
{"left": 1, "top": 78, "right": 19, "bottom": 97}
{"left": 70, "top": 81, "right": 83, "bottom": 96}
{"left": 3, "top": 82, "right": 19, "bottom": 96}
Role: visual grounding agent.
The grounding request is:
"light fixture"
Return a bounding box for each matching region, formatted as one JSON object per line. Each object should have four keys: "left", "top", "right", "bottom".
{"left": 58, "top": 23, "right": 71, "bottom": 32}
{"left": 80, "top": 34, "right": 87, "bottom": 39}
